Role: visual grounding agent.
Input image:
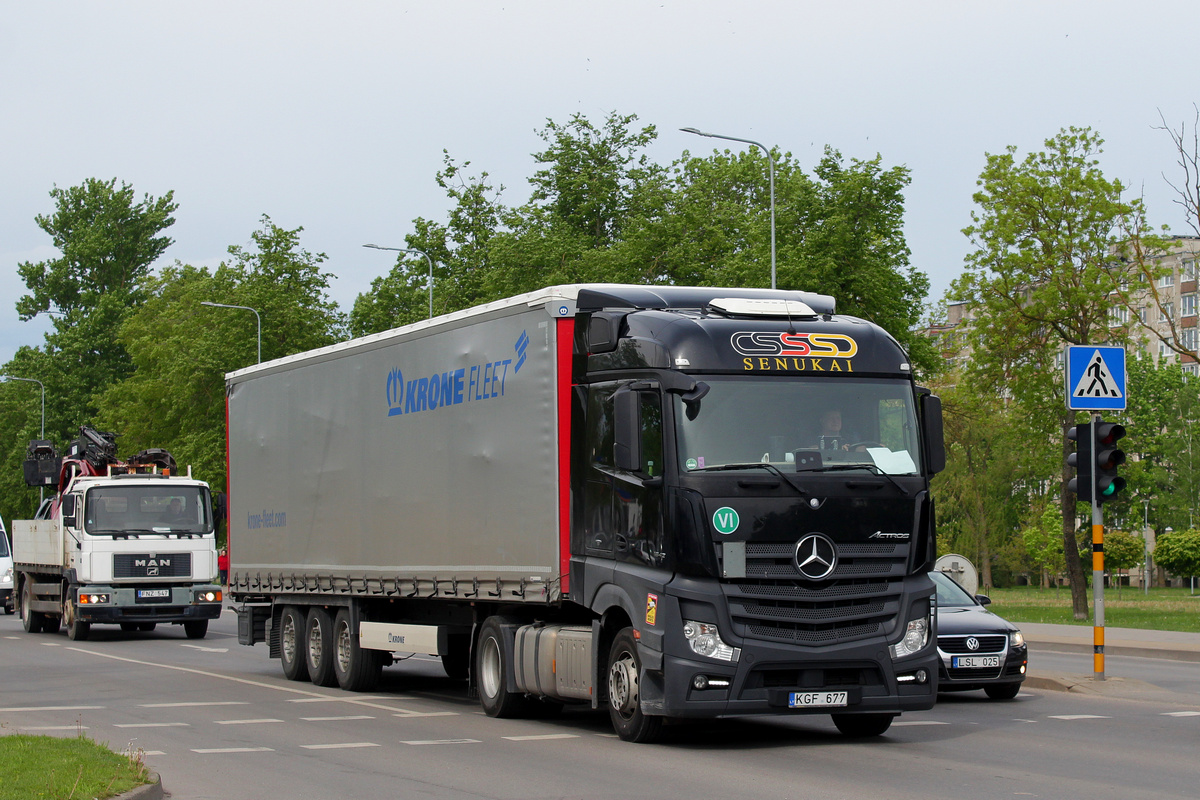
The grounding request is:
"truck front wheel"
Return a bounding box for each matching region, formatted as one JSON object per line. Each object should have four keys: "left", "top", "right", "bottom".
{"left": 831, "top": 712, "right": 895, "bottom": 737}
{"left": 279, "top": 606, "right": 310, "bottom": 682}
{"left": 184, "top": 620, "right": 208, "bottom": 639}
{"left": 606, "top": 627, "right": 664, "bottom": 743}
{"left": 475, "top": 617, "right": 531, "bottom": 718}
{"left": 63, "top": 595, "right": 90, "bottom": 641}
{"left": 305, "top": 607, "right": 337, "bottom": 687}
{"left": 332, "top": 608, "right": 382, "bottom": 692}
{"left": 20, "top": 581, "right": 44, "bottom": 634}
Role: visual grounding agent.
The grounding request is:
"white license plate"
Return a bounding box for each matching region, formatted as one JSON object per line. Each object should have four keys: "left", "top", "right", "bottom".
{"left": 137, "top": 589, "right": 170, "bottom": 599}
{"left": 788, "top": 691, "right": 848, "bottom": 709}
{"left": 952, "top": 655, "right": 1000, "bottom": 669}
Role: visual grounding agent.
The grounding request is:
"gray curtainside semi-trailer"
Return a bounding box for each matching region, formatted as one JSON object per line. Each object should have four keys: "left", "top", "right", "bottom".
{"left": 230, "top": 284, "right": 944, "bottom": 742}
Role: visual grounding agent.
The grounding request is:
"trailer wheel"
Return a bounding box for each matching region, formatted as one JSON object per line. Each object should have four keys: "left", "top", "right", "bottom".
{"left": 606, "top": 627, "right": 664, "bottom": 743}
{"left": 476, "top": 617, "right": 531, "bottom": 718}
{"left": 184, "top": 620, "right": 209, "bottom": 639}
{"left": 305, "top": 607, "right": 338, "bottom": 687}
{"left": 332, "top": 608, "right": 382, "bottom": 692}
{"left": 831, "top": 713, "right": 895, "bottom": 737}
{"left": 63, "top": 595, "right": 90, "bottom": 641}
{"left": 279, "top": 606, "right": 310, "bottom": 682}
{"left": 20, "top": 581, "right": 45, "bottom": 634}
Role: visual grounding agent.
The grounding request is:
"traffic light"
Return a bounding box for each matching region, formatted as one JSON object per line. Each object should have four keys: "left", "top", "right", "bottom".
{"left": 1066, "top": 424, "right": 1093, "bottom": 502}
{"left": 1093, "top": 421, "right": 1127, "bottom": 504}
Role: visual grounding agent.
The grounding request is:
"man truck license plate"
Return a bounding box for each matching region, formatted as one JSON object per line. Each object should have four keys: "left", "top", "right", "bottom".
{"left": 137, "top": 589, "right": 170, "bottom": 600}
{"left": 789, "top": 691, "right": 848, "bottom": 708}
{"left": 952, "top": 655, "right": 1000, "bottom": 669}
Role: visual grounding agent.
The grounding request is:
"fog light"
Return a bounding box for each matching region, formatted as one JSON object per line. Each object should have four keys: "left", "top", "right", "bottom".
{"left": 693, "top": 675, "right": 709, "bottom": 690}
{"left": 1020, "top": 665, "right": 1026, "bottom": 675}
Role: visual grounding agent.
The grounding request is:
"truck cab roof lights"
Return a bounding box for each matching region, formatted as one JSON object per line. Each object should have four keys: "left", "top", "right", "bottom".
{"left": 707, "top": 297, "right": 819, "bottom": 319}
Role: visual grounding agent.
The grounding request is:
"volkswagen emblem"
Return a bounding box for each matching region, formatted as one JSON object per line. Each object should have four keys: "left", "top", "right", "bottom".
{"left": 793, "top": 533, "right": 837, "bottom": 580}
{"left": 966, "top": 637, "right": 980, "bottom": 651}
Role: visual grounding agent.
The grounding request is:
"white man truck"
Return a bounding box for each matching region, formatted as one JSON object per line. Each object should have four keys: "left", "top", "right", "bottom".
{"left": 230, "top": 284, "right": 944, "bottom": 742}
{"left": 13, "top": 427, "right": 224, "bottom": 640}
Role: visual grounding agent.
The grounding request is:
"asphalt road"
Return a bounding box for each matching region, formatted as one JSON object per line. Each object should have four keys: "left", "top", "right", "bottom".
{"left": 2, "top": 608, "right": 1198, "bottom": 800}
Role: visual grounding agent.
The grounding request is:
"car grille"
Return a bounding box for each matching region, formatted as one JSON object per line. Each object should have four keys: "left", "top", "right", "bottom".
{"left": 722, "top": 541, "right": 908, "bottom": 646}
{"left": 113, "top": 553, "right": 192, "bottom": 579}
{"left": 938, "top": 635, "right": 1007, "bottom": 654}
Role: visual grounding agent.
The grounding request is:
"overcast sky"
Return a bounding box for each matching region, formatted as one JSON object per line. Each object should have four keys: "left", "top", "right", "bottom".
{"left": 3, "top": 1, "right": 1197, "bottom": 365}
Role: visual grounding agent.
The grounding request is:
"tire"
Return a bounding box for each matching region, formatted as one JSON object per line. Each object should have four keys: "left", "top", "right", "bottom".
{"left": 606, "top": 627, "right": 664, "bottom": 743}
{"left": 441, "top": 633, "right": 471, "bottom": 681}
{"left": 832, "top": 713, "right": 895, "bottom": 737}
{"left": 332, "top": 608, "right": 382, "bottom": 692}
{"left": 20, "top": 581, "right": 44, "bottom": 634}
{"left": 63, "top": 594, "right": 90, "bottom": 641}
{"left": 475, "top": 616, "right": 532, "bottom": 718}
{"left": 984, "top": 682, "right": 1022, "bottom": 700}
{"left": 138, "top": 623, "right": 157, "bottom": 632}
{"left": 305, "top": 607, "right": 337, "bottom": 687}
{"left": 120, "top": 622, "right": 139, "bottom": 632}
{"left": 184, "top": 620, "right": 209, "bottom": 639}
{"left": 279, "top": 606, "right": 310, "bottom": 682}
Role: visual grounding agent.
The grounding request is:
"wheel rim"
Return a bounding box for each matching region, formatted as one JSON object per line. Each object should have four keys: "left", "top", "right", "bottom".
{"left": 336, "top": 621, "right": 352, "bottom": 674}
{"left": 282, "top": 615, "right": 298, "bottom": 664}
{"left": 62, "top": 594, "right": 74, "bottom": 629}
{"left": 308, "top": 618, "right": 323, "bottom": 665}
{"left": 21, "top": 583, "right": 32, "bottom": 626}
{"left": 608, "top": 648, "right": 639, "bottom": 719}
{"left": 479, "top": 635, "right": 502, "bottom": 700}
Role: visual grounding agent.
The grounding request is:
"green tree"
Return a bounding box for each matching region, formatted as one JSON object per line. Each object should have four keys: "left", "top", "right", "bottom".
{"left": 1153, "top": 528, "right": 1200, "bottom": 587}
{"left": 953, "top": 127, "right": 1150, "bottom": 618}
{"left": 1102, "top": 528, "right": 1145, "bottom": 597}
{"left": 1022, "top": 501, "right": 1066, "bottom": 589}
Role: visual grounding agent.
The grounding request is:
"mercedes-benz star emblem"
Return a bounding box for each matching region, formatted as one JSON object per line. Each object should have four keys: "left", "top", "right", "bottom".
{"left": 793, "top": 533, "right": 837, "bottom": 580}
{"left": 966, "top": 637, "right": 980, "bottom": 651}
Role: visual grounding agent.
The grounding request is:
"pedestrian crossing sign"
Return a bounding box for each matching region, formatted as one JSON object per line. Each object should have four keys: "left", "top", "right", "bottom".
{"left": 1065, "top": 346, "right": 1127, "bottom": 411}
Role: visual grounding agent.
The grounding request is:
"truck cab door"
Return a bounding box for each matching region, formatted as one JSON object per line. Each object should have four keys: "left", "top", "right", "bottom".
{"left": 612, "top": 386, "right": 666, "bottom": 570}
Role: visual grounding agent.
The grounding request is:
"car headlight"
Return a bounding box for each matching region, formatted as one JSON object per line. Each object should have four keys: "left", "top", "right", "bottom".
{"left": 682, "top": 620, "right": 740, "bottom": 662}
{"left": 889, "top": 614, "right": 931, "bottom": 659}
{"left": 1010, "top": 630, "right": 1025, "bottom": 647}
{"left": 1, "top": 568, "right": 12, "bottom": 585}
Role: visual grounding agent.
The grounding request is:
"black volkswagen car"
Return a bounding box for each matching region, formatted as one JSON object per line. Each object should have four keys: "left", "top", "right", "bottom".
{"left": 932, "top": 571, "right": 1028, "bottom": 699}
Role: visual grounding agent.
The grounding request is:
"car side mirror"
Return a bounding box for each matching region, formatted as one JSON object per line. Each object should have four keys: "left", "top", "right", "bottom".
{"left": 975, "top": 594, "right": 992, "bottom": 606}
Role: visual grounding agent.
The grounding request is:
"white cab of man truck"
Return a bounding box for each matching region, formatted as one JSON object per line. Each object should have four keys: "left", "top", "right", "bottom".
{"left": 1, "top": 517, "right": 14, "bottom": 614}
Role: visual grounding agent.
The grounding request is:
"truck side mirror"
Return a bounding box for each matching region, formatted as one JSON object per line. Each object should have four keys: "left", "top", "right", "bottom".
{"left": 213, "top": 493, "right": 228, "bottom": 523}
{"left": 613, "top": 387, "right": 641, "bottom": 473}
{"left": 61, "top": 494, "right": 77, "bottom": 527}
{"left": 920, "top": 393, "right": 946, "bottom": 474}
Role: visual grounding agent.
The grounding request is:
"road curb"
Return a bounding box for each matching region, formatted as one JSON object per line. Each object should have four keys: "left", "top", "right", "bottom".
{"left": 1024, "top": 670, "right": 1200, "bottom": 706}
{"left": 113, "top": 771, "right": 162, "bottom": 800}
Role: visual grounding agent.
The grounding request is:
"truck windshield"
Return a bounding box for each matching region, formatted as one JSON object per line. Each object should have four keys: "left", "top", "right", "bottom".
{"left": 84, "top": 486, "right": 213, "bottom": 535}
{"left": 0, "top": 532, "right": 8, "bottom": 557}
{"left": 674, "top": 376, "right": 923, "bottom": 476}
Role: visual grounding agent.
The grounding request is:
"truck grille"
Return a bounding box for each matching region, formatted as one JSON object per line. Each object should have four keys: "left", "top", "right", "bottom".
{"left": 722, "top": 541, "right": 908, "bottom": 646}
{"left": 113, "top": 553, "right": 192, "bottom": 579}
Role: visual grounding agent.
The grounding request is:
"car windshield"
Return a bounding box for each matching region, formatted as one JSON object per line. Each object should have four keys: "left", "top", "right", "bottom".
{"left": 84, "top": 485, "right": 213, "bottom": 535}
{"left": 931, "top": 571, "right": 977, "bottom": 607}
{"left": 674, "top": 376, "right": 922, "bottom": 475}
{"left": 0, "top": 533, "right": 9, "bottom": 558}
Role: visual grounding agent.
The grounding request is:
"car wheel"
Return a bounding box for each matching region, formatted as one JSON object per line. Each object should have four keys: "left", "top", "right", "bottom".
{"left": 984, "top": 682, "right": 1022, "bottom": 700}
{"left": 832, "top": 713, "right": 895, "bottom": 737}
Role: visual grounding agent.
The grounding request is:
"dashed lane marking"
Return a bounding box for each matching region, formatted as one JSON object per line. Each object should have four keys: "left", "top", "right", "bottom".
{"left": 288, "top": 696, "right": 388, "bottom": 703}
{"left": 140, "top": 702, "right": 250, "bottom": 708}
{"left": 401, "top": 739, "right": 480, "bottom": 746}
{"left": 142, "top": 751, "right": 166, "bottom": 756}
{"left": 301, "top": 715, "right": 377, "bottom": 722}
{"left": 1048, "top": 715, "right": 1111, "bottom": 720}
{"left": 300, "top": 742, "right": 381, "bottom": 750}
{"left": 23, "top": 726, "right": 89, "bottom": 731}
{"left": 393, "top": 711, "right": 460, "bottom": 718}
{"left": 502, "top": 734, "right": 580, "bottom": 741}
{"left": 1162, "top": 711, "right": 1200, "bottom": 717}
{"left": 180, "top": 645, "right": 228, "bottom": 653}
{"left": 0, "top": 705, "right": 105, "bottom": 712}
{"left": 191, "top": 747, "right": 274, "bottom": 754}
{"left": 891, "top": 720, "right": 950, "bottom": 727}
{"left": 214, "top": 718, "right": 284, "bottom": 725}
{"left": 114, "top": 723, "right": 190, "bottom": 728}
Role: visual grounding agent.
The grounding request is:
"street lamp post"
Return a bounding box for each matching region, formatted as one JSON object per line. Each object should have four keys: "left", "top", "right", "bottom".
{"left": 1, "top": 374, "right": 46, "bottom": 501}
{"left": 200, "top": 302, "right": 262, "bottom": 364}
{"left": 680, "top": 127, "right": 777, "bottom": 290}
{"left": 364, "top": 244, "right": 435, "bottom": 319}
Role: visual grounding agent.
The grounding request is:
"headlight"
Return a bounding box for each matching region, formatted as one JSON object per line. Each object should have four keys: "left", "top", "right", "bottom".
{"left": 682, "top": 620, "right": 740, "bottom": 662}
{"left": 1, "top": 568, "right": 12, "bottom": 585}
{"left": 889, "top": 615, "right": 930, "bottom": 659}
{"left": 1010, "top": 630, "right": 1025, "bottom": 647}
{"left": 195, "top": 590, "right": 223, "bottom": 603}
{"left": 78, "top": 593, "right": 110, "bottom": 604}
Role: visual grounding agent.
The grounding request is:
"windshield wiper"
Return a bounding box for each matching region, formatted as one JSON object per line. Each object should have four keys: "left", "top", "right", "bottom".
{"left": 690, "top": 462, "right": 809, "bottom": 495}
{"left": 802, "top": 463, "right": 911, "bottom": 495}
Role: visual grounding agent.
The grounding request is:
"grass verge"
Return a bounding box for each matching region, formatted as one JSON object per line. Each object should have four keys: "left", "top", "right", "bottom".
{"left": 0, "top": 733, "right": 151, "bottom": 800}
{"left": 986, "top": 586, "right": 1200, "bottom": 632}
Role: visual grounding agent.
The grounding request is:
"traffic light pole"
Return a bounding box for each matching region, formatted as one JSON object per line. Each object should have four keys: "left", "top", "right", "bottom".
{"left": 1090, "top": 414, "right": 1105, "bottom": 681}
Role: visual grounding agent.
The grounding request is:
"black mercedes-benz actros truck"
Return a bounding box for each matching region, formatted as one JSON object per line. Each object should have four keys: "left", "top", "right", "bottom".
{"left": 230, "top": 284, "right": 943, "bottom": 742}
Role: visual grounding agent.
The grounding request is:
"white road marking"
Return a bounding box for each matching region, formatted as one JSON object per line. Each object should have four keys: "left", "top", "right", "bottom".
{"left": 393, "top": 711, "right": 460, "bottom": 718}
{"left": 214, "top": 718, "right": 284, "bottom": 725}
{"left": 140, "top": 702, "right": 250, "bottom": 708}
{"left": 192, "top": 747, "right": 274, "bottom": 754}
{"left": 4, "top": 636, "right": 19, "bottom": 640}
{"left": 23, "top": 726, "right": 89, "bottom": 731}
{"left": 142, "top": 751, "right": 166, "bottom": 756}
{"left": 180, "top": 644, "right": 229, "bottom": 653}
{"left": 594, "top": 733, "right": 620, "bottom": 738}
{"left": 891, "top": 720, "right": 950, "bottom": 727}
{"left": 401, "top": 739, "right": 481, "bottom": 746}
{"left": 0, "top": 705, "right": 105, "bottom": 712}
{"left": 289, "top": 696, "right": 388, "bottom": 703}
{"left": 1162, "top": 711, "right": 1200, "bottom": 717}
{"left": 502, "top": 733, "right": 580, "bottom": 741}
{"left": 1048, "top": 715, "right": 1111, "bottom": 720}
{"left": 40, "top": 642, "right": 61, "bottom": 647}
{"left": 301, "top": 715, "right": 377, "bottom": 722}
{"left": 114, "top": 723, "right": 190, "bottom": 728}
{"left": 300, "top": 742, "right": 381, "bottom": 750}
